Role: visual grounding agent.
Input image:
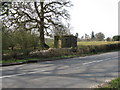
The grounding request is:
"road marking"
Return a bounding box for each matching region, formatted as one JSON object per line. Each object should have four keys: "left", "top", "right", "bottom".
{"left": 83, "top": 57, "right": 118, "bottom": 65}
{"left": 0, "top": 69, "right": 47, "bottom": 79}
{"left": 0, "top": 71, "right": 39, "bottom": 79}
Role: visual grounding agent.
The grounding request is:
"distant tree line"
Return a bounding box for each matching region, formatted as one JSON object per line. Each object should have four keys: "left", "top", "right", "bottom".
{"left": 78, "top": 31, "right": 120, "bottom": 41}
{"left": 78, "top": 31, "right": 105, "bottom": 41}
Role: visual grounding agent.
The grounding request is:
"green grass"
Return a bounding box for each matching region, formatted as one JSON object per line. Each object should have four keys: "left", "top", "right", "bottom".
{"left": 96, "top": 77, "right": 120, "bottom": 90}
{"left": 2, "top": 59, "right": 28, "bottom": 64}
{"left": 1, "top": 55, "right": 79, "bottom": 64}
{"left": 105, "top": 77, "right": 120, "bottom": 88}
{"left": 2, "top": 57, "right": 44, "bottom": 64}
{"left": 46, "top": 42, "right": 54, "bottom": 48}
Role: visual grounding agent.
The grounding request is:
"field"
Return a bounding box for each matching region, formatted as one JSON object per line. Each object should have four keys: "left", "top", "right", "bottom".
{"left": 46, "top": 41, "right": 120, "bottom": 48}
{"left": 77, "top": 41, "right": 119, "bottom": 45}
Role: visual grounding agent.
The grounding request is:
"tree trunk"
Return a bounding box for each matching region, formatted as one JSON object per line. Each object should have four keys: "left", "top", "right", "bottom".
{"left": 39, "top": 2, "right": 49, "bottom": 49}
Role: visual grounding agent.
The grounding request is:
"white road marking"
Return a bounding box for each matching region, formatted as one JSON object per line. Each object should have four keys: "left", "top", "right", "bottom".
{"left": 1, "top": 56, "right": 118, "bottom": 79}
{"left": 83, "top": 57, "right": 118, "bottom": 65}
{"left": 83, "top": 61, "right": 97, "bottom": 65}
{"left": 0, "top": 69, "right": 47, "bottom": 79}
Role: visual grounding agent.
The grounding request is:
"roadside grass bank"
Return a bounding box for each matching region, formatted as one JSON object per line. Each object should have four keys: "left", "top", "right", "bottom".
{"left": 95, "top": 77, "right": 120, "bottom": 90}
{"left": 1, "top": 50, "right": 118, "bottom": 64}
{"left": 1, "top": 50, "right": 110, "bottom": 64}
{"left": 2, "top": 41, "right": 120, "bottom": 65}
{"left": 1, "top": 48, "right": 120, "bottom": 66}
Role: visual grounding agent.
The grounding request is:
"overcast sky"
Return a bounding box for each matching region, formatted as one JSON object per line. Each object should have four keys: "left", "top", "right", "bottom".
{"left": 69, "top": 0, "right": 119, "bottom": 38}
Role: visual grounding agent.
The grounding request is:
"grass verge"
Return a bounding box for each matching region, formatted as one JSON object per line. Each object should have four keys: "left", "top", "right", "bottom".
{"left": 1, "top": 49, "right": 119, "bottom": 64}
{"left": 95, "top": 77, "right": 120, "bottom": 90}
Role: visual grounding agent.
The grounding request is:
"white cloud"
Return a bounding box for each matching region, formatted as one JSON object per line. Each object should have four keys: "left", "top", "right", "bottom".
{"left": 69, "top": 0, "right": 119, "bottom": 38}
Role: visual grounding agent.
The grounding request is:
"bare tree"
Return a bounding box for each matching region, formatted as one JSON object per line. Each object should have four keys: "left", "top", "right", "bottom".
{"left": 52, "top": 23, "right": 71, "bottom": 36}
{"left": 2, "top": 0, "right": 72, "bottom": 49}
{"left": 85, "top": 33, "right": 90, "bottom": 41}
{"left": 0, "top": 1, "right": 12, "bottom": 16}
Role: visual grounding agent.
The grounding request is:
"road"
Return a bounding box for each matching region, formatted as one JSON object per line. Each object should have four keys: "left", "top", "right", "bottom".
{"left": 1, "top": 51, "right": 119, "bottom": 88}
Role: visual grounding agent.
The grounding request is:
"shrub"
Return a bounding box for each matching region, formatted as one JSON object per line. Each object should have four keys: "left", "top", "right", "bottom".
{"left": 112, "top": 35, "right": 120, "bottom": 41}
{"left": 2, "top": 42, "right": 120, "bottom": 60}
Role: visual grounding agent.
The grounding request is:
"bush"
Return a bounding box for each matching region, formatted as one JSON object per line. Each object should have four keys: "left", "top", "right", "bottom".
{"left": 2, "top": 30, "right": 39, "bottom": 59}
{"left": 2, "top": 42, "right": 120, "bottom": 60}
{"left": 112, "top": 35, "right": 120, "bottom": 41}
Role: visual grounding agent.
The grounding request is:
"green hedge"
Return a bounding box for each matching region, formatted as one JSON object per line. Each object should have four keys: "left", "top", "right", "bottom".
{"left": 2, "top": 43, "right": 120, "bottom": 60}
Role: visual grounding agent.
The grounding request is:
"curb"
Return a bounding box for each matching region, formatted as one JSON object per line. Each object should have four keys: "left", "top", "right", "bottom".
{"left": 1, "top": 58, "right": 65, "bottom": 67}
{"left": 1, "top": 60, "right": 39, "bottom": 67}
{"left": 1, "top": 56, "right": 77, "bottom": 67}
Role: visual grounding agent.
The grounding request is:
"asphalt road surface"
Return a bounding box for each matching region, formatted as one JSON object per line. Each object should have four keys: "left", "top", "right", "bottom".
{"left": 1, "top": 51, "right": 119, "bottom": 88}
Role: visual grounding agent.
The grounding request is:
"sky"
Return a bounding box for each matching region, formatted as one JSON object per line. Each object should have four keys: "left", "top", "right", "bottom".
{"left": 69, "top": 0, "right": 119, "bottom": 38}
{"left": 0, "top": 0, "right": 119, "bottom": 39}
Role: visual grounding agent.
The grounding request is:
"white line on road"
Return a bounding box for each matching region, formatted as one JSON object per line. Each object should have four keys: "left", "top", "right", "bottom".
{"left": 0, "top": 73, "right": 29, "bottom": 79}
{"left": 83, "top": 57, "right": 118, "bottom": 65}
{"left": 0, "top": 69, "right": 47, "bottom": 79}
{"left": 0, "top": 71, "right": 40, "bottom": 79}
